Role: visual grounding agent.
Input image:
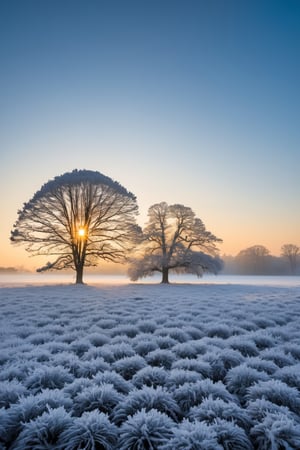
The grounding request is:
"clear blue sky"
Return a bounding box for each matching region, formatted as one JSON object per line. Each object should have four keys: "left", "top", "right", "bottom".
{"left": 1, "top": 0, "right": 299, "bottom": 269}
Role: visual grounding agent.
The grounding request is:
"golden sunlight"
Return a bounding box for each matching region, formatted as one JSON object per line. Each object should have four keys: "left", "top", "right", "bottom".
{"left": 78, "top": 227, "right": 86, "bottom": 237}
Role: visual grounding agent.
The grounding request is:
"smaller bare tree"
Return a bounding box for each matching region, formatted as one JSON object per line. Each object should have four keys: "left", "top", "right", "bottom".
{"left": 281, "top": 244, "right": 300, "bottom": 274}
{"left": 128, "top": 202, "right": 223, "bottom": 283}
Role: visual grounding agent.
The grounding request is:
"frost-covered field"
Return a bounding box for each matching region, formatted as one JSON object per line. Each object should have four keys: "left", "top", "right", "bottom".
{"left": 1, "top": 282, "right": 300, "bottom": 449}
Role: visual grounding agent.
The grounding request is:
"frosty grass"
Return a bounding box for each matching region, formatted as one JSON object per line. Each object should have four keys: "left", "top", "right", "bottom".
{"left": 1, "top": 283, "right": 300, "bottom": 449}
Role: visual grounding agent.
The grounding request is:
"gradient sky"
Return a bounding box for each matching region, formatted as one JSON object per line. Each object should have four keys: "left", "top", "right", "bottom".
{"left": 1, "top": 0, "right": 299, "bottom": 270}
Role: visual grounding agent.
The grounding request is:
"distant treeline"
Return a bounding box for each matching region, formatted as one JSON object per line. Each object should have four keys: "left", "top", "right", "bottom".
{"left": 222, "top": 244, "right": 300, "bottom": 276}
{"left": 0, "top": 267, "right": 19, "bottom": 273}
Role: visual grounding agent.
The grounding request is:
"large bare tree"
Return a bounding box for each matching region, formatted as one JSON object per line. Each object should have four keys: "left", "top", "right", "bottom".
{"left": 128, "top": 202, "right": 223, "bottom": 283}
{"left": 11, "top": 169, "right": 139, "bottom": 283}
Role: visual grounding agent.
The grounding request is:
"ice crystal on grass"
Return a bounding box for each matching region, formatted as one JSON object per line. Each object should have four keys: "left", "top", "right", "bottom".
{"left": 3, "top": 389, "right": 73, "bottom": 444}
{"left": 250, "top": 413, "right": 300, "bottom": 450}
{"left": 246, "top": 399, "right": 299, "bottom": 424}
{"left": 93, "top": 371, "right": 132, "bottom": 394}
{"left": 155, "top": 327, "right": 190, "bottom": 343}
{"left": 227, "top": 336, "right": 259, "bottom": 357}
{"left": 275, "top": 364, "right": 300, "bottom": 389}
{"left": 31, "top": 388, "right": 72, "bottom": 412}
{"left": 0, "top": 408, "right": 9, "bottom": 446}
{"left": 204, "top": 349, "right": 243, "bottom": 381}
{"left": 112, "top": 386, "right": 181, "bottom": 425}
{"left": 188, "top": 396, "right": 252, "bottom": 430}
{"left": 165, "top": 369, "right": 201, "bottom": 390}
{"left": 137, "top": 320, "right": 157, "bottom": 333}
{"left": 28, "top": 331, "right": 53, "bottom": 345}
{"left": 173, "top": 342, "right": 200, "bottom": 359}
{"left": 212, "top": 418, "right": 254, "bottom": 450}
{"left": 105, "top": 342, "right": 135, "bottom": 361}
{"left": 25, "top": 366, "right": 74, "bottom": 393}
{"left": 63, "top": 377, "right": 93, "bottom": 398}
{"left": 73, "top": 383, "right": 123, "bottom": 417}
{"left": 244, "top": 357, "right": 278, "bottom": 375}
{"left": 260, "top": 348, "right": 295, "bottom": 368}
{"left": 146, "top": 349, "right": 176, "bottom": 370}
{"left": 154, "top": 335, "right": 178, "bottom": 349}
{"left": 161, "top": 419, "right": 222, "bottom": 450}
{"left": 1, "top": 283, "right": 300, "bottom": 448}
{"left": 112, "top": 355, "right": 147, "bottom": 380}
{"left": 225, "top": 364, "right": 269, "bottom": 400}
{"left": 132, "top": 338, "right": 159, "bottom": 357}
{"left": 11, "top": 406, "right": 72, "bottom": 450}
{"left": 206, "top": 324, "right": 232, "bottom": 339}
{"left": 282, "top": 343, "right": 300, "bottom": 361}
{"left": 247, "top": 380, "right": 300, "bottom": 414}
{"left": 0, "top": 380, "right": 27, "bottom": 408}
{"left": 249, "top": 331, "right": 274, "bottom": 350}
{"left": 70, "top": 338, "right": 92, "bottom": 357}
{"left": 110, "top": 324, "right": 139, "bottom": 338}
{"left": 88, "top": 332, "right": 109, "bottom": 347}
{"left": 118, "top": 409, "right": 174, "bottom": 450}
{"left": 58, "top": 410, "right": 118, "bottom": 450}
{"left": 75, "top": 357, "right": 110, "bottom": 378}
{"left": 252, "top": 317, "right": 276, "bottom": 329}
{"left": 182, "top": 325, "right": 204, "bottom": 339}
{"left": 174, "top": 379, "right": 236, "bottom": 414}
{"left": 132, "top": 366, "right": 168, "bottom": 389}
{"left": 172, "top": 358, "right": 211, "bottom": 377}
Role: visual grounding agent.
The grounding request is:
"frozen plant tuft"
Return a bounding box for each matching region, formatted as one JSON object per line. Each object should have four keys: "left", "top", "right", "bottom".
{"left": 146, "top": 349, "right": 176, "bottom": 370}
{"left": 275, "top": 363, "right": 300, "bottom": 389}
{"left": 188, "top": 396, "right": 252, "bottom": 430}
{"left": 246, "top": 398, "right": 299, "bottom": 423}
{"left": 211, "top": 418, "right": 254, "bottom": 450}
{"left": 246, "top": 379, "right": 300, "bottom": 414}
{"left": 112, "top": 355, "right": 147, "bottom": 380}
{"left": 11, "top": 406, "right": 72, "bottom": 450}
{"left": 0, "top": 380, "right": 27, "bottom": 408}
{"left": 204, "top": 348, "right": 244, "bottom": 381}
{"left": 93, "top": 371, "right": 132, "bottom": 394}
{"left": 165, "top": 369, "right": 201, "bottom": 390}
{"left": 132, "top": 366, "right": 168, "bottom": 389}
{"left": 161, "top": 419, "right": 223, "bottom": 450}
{"left": 88, "top": 332, "right": 109, "bottom": 347}
{"left": 25, "top": 366, "right": 74, "bottom": 393}
{"left": 227, "top": 336, "right": 259, "bottom": 357}
{"left": 73, "top": 383, "right": 123, "bottom": 417}
{"left": 174, "top": 379, "right": 236, "bottom": 414}
{"left": 250, "top": 412, "right": 300, "bottom": 450}
{"left": 112, "top": 386, "right": 181, "bottom": 425}
{"left": 58, "top": 410, "right": 118, "bottom": 450}
{"left": 172, "top": 358, "right": 211, "bottom": 378}
{"left": 225, "top": 363, "right": 269, "bottom": 401}
{"left": 118, "top": 409, "right": 174, "bottom": 450}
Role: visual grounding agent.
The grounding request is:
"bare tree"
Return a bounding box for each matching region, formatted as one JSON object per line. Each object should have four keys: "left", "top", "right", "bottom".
{"left": 128, "top": 202, "right": 223, "bottom": 284}
{"left": 11, "top": 169, "right": 139, "bottom": 284}
{"left": 281, "top": 244, "right": 300, "bottom": 274}
{"left": 236, "top": 245, "right": 270, "bottom": 274}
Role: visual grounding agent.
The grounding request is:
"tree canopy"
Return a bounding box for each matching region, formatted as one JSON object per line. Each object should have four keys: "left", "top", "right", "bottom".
{"left": 281, "top": 244, "right": 300, "bottom": 274}
{"left": 128, "top": 202, "right": 223, "bottom": 283}
{"left": 11, "top": 169, "right": 139, "bottom": 283}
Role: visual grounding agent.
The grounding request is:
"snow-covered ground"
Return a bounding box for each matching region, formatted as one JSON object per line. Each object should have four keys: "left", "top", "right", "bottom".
{"left": 1, "top": 281, "right": 300, "bottom": 449}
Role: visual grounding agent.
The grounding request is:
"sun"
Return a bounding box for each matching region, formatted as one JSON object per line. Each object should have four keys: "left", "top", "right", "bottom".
{"left": 78, "top": 227, "right": 86, "bottom": 237}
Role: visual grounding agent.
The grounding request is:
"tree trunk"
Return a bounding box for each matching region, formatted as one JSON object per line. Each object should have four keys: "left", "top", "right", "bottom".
{"left": 161, "top": 267, "right": 169, "bottom": 284}
{"left": 75, "top": 264, "right": 84, "bottom": 284}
